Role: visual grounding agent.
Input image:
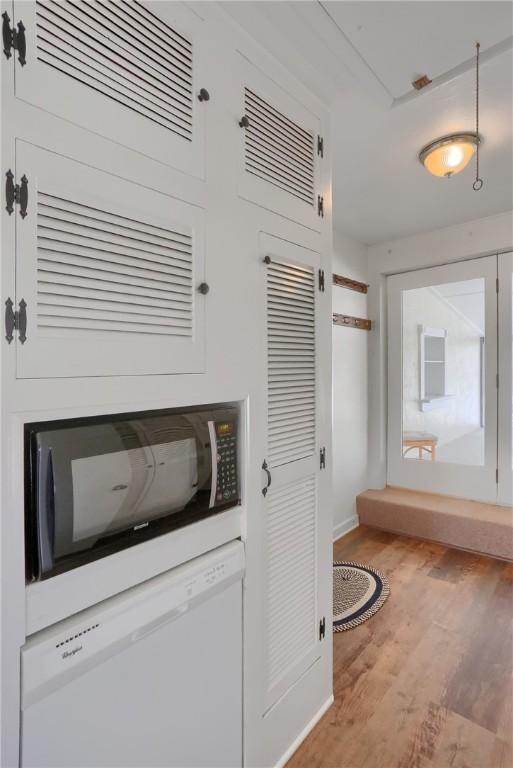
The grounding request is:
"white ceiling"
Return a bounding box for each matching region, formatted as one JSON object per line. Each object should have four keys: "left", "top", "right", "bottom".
{"left": 322, "top": 1, "right": 513, "bottom": 100}
{"left": 223, "top": 1, "right": 513, "bottom": 245}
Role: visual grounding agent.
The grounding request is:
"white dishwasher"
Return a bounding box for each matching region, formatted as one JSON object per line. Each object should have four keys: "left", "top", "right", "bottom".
{"left": 21, "top": 540, "right": 244, "bottom": 768}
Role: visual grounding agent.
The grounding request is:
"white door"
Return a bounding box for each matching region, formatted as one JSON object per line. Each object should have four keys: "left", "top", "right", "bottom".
{"left": 14, "top": 140, "right": 205, "bottom": 378}
{"left": 12, "top": 0, "right": 207, "bottom": 178}
{"left": 498, "top": 252, "right": 513, "bottom": 506}
{"left": 237, "top": 55, "right": 323, "bottom": 233}
{"left": 260, "top": 237, "right": 326, "bottom": 713}
{"left": 388, "top": 256, "right": 498, "bottom": 503}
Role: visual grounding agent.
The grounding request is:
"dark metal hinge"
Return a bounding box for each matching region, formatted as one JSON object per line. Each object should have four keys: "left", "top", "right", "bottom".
{"left": 5, "top": 297, "right": 27, "bottom": 344}
{"left": 496, "top": 277, "right": 499, "bottom": 293}
{"left": 2, "top": 12, "right": 26, "bottom": 65}
{"left": 318, "top": 269, "right": 325, "bottom": 292}
{"left": 317, "top": 195, "right": 324, "bottom": 218}
{"left": 320, "top": 447, "right": 326, "bottom": 469}
{"left": 5, "top": 170, "right": 28, "bottom": 217}
{"left": 319, "top": 617, "right": 326, "bottom": 640}
{"left": 317, "top": 135, "right": 324, "bottom": 158}
{"left": 496, "top": 468, "right": 499, "bottom": 484}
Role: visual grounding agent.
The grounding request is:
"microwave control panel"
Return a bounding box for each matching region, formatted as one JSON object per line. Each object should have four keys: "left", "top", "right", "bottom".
{"left": 215, "top": 422, "right": 238, "bottom": 503}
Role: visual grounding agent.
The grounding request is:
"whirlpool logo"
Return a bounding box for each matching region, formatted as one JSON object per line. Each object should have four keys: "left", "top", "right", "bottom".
{"left": 62, "top": 645, "right": 83, "bottom": 660}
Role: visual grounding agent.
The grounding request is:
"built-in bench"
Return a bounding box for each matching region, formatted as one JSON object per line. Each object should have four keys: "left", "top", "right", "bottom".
{"left": 356, "top": 486, "right": 513, "bottom": 561}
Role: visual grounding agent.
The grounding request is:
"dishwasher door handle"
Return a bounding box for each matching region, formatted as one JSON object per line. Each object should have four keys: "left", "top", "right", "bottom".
{"left": 131, "top": 604, "right": 189, "bottom": 643}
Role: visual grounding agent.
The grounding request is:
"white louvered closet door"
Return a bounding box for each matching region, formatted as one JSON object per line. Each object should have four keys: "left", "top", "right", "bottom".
{"left": 13, "top": 1, "right": 206, "bottom": 178}
{"left": 237, "top": 55, "right": 323, "bottom": 233}
{"left": 262, "top": 243, "right": 323, "bottom": 712}
{"left": 14, "top": 140, "right": 205, "bottom": 378}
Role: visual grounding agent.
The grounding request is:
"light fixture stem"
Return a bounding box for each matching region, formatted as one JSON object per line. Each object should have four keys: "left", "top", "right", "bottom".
{"left": 473, "top": 41, "right": 483, "bottom": 191}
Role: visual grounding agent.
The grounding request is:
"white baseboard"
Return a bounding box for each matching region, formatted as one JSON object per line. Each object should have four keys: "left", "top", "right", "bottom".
{"left": 333, "top": 516, "right": 359, "bottom": 542}
{"left": 273, "top": 695, "right": 334, "bottom": 768}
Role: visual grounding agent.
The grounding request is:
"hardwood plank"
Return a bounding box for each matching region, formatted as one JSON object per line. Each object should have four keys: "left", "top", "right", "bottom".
{"left": 287, "top": 528, "right": 512, "bottom": 768}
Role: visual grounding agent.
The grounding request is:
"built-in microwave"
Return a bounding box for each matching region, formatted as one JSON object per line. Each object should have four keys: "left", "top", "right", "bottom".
{"left": 25, "top": 405, "right": 240, "bottom": 581}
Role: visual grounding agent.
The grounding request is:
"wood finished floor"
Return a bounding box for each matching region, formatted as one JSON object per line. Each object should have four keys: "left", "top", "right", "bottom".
{"left": 287, "top": 525, "right": 513, "bottom": 768}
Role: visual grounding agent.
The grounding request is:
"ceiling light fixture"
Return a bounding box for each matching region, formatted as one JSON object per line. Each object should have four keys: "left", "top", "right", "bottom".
{"left": 418, "top": 42, "right": 483, "bottom": 188}
{"left": 419, "top": 132, "right": 479, "bottom": 178}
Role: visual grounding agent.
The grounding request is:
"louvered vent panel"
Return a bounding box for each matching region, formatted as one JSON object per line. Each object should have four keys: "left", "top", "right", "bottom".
{"left": 35, "top": 0, "right": 193, "bottom": 140}
{"left": 36, "top": 192, "right": 193, "bottom": 337}
{"left": 267, "top": 261, "right": 316, "bottom": 467}
{"left": 266, "top": 476, "right": 317, "bottom": 690}
{"left": 244, "top": 88, "right": 315, "bottom": 205}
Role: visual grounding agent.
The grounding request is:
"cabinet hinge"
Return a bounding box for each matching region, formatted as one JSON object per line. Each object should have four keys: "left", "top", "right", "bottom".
{"left": 5, "top": 297, "right": 27, "bottom": 344}
{"left": 318, "top": 269, "right": 325, "bottom": 292}
{"left": 2, "top": 12, "right": 26, "bottom": 65}
{"left": 320, "top": 447, "right": 326, "bottom": 469}
{"left": 319, "top": 616, "right": 326, "bottom": 641}
{"left": 496, "top": 277, "right": 499, "bottom": 293}
{"left": 5, "top": 170, "right": 28, "bottom": 217}
{"left": 496, "top": 373, "right": 499, "bottom": 389}
{"left": 317, "top": 195, "right": 324, "bottom": 218}
{"left": 496, "top": 468, "right": 499, "bottom": 484}
{"left": 317, "top": 135, "right": 324, "bottom": 158}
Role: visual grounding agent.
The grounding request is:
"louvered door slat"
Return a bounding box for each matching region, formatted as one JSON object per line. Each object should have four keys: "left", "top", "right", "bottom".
{"left": 266, "top": 476, "right": 317, "bottom": 690}
{"left": 267, "top": 260, "right": 316, "bottom": 468}
{"left": 37, "top": 188, "right": 194, "bottom": 338}
{"left": 244, "top": 87, "right": 315, "bottom": 206}
{"left": 36, "top": 8, "right": 193, "bottom": 106}
{"left": 32, "top": 0, "right": 194, "bottom": 140}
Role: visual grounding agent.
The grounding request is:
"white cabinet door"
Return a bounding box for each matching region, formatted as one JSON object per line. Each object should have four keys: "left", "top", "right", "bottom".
{"left": 13, "top": 1, "right": 207, "bottom": 178}
{"left": 14, "top": 140, "right": 205, "bottom": 378}
{"left": 261, "top": 240, "right": 325, "bottom": 712}
{"left": 237, "top": 55, "right": 323, "bottom": 233}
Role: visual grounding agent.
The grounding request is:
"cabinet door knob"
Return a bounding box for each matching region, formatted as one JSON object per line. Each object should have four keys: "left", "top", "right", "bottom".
{"left": 239, "top": 115, "right": 250, "bottom": 129}
{"left": 198, "top": 282, "right": 210, "bottom": 295}
{"left": 198, "top": 88, "right": 210, "bottom": 102}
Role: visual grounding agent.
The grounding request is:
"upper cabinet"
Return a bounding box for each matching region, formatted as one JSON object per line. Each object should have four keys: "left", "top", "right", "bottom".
{"left": 9, "top": 1, "right": 207, "bottom": 178}
{"left": 10, "top": 140, "right": 206, "bottom": 378}
{"left": 237, "top": 55, "right": 324, "bottom": 232}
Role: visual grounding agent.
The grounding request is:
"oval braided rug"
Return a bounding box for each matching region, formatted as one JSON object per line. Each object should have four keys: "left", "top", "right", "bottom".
{"left": 333, "top": 561, "right": 390, "bottom": 632}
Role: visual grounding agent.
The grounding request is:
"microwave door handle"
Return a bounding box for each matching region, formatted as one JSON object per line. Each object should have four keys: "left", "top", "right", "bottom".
{"left": 207, "top": 421, "right": 217, "bottom": 508}
{"left": 37, "top": 446, "right": 55, "bottom": 577}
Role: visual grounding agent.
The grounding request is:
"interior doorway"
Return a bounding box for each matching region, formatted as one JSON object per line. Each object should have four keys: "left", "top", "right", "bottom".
{"left": 387, "top": 254, "right": 512, "bottom": 504}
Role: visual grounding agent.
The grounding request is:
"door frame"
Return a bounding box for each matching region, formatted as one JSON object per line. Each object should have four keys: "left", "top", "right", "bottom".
{"left": 387, "top": 255, "right": 498, "bottom": 503}
{"left": 498, "top": 252, "right": 513, "bottom": 506}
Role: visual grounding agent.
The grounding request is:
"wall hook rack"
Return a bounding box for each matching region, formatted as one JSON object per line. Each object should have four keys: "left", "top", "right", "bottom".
{"left": 333, "top": 313, "right": 371, "bottom": 331}
{"left": 332, "top": 273, "right": 368, "bottom": 294}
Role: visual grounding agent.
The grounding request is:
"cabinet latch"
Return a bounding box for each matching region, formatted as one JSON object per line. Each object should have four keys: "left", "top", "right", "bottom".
{"left": 5, "top": 170, "right": 28, "bottom": 217}
{"left": 2, "top": 12, "right": 26, "bottom": 65}
{"left": 319, "top": 616, "right": 326, "bottom": 640}
{"left": 5, "top": 297, "right": 27, "bottom": 344}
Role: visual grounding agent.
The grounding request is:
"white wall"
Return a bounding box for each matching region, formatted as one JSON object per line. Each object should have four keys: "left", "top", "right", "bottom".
{"left": 332, "top": 230, "right": 368, "bottom": 539}
{"left": 367, "top": 210, "right": 513, "bottom": 489}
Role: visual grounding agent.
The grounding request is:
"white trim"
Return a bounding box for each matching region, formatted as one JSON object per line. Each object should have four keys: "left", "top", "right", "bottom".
{"left": 498, "top": 252, "right": 513, "bottom": 506}
{"left": 333, "top": 516, "right": 359, "bottom": 542}
{"left": 273, "top": 695, "right": 334, "bottom": 768}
